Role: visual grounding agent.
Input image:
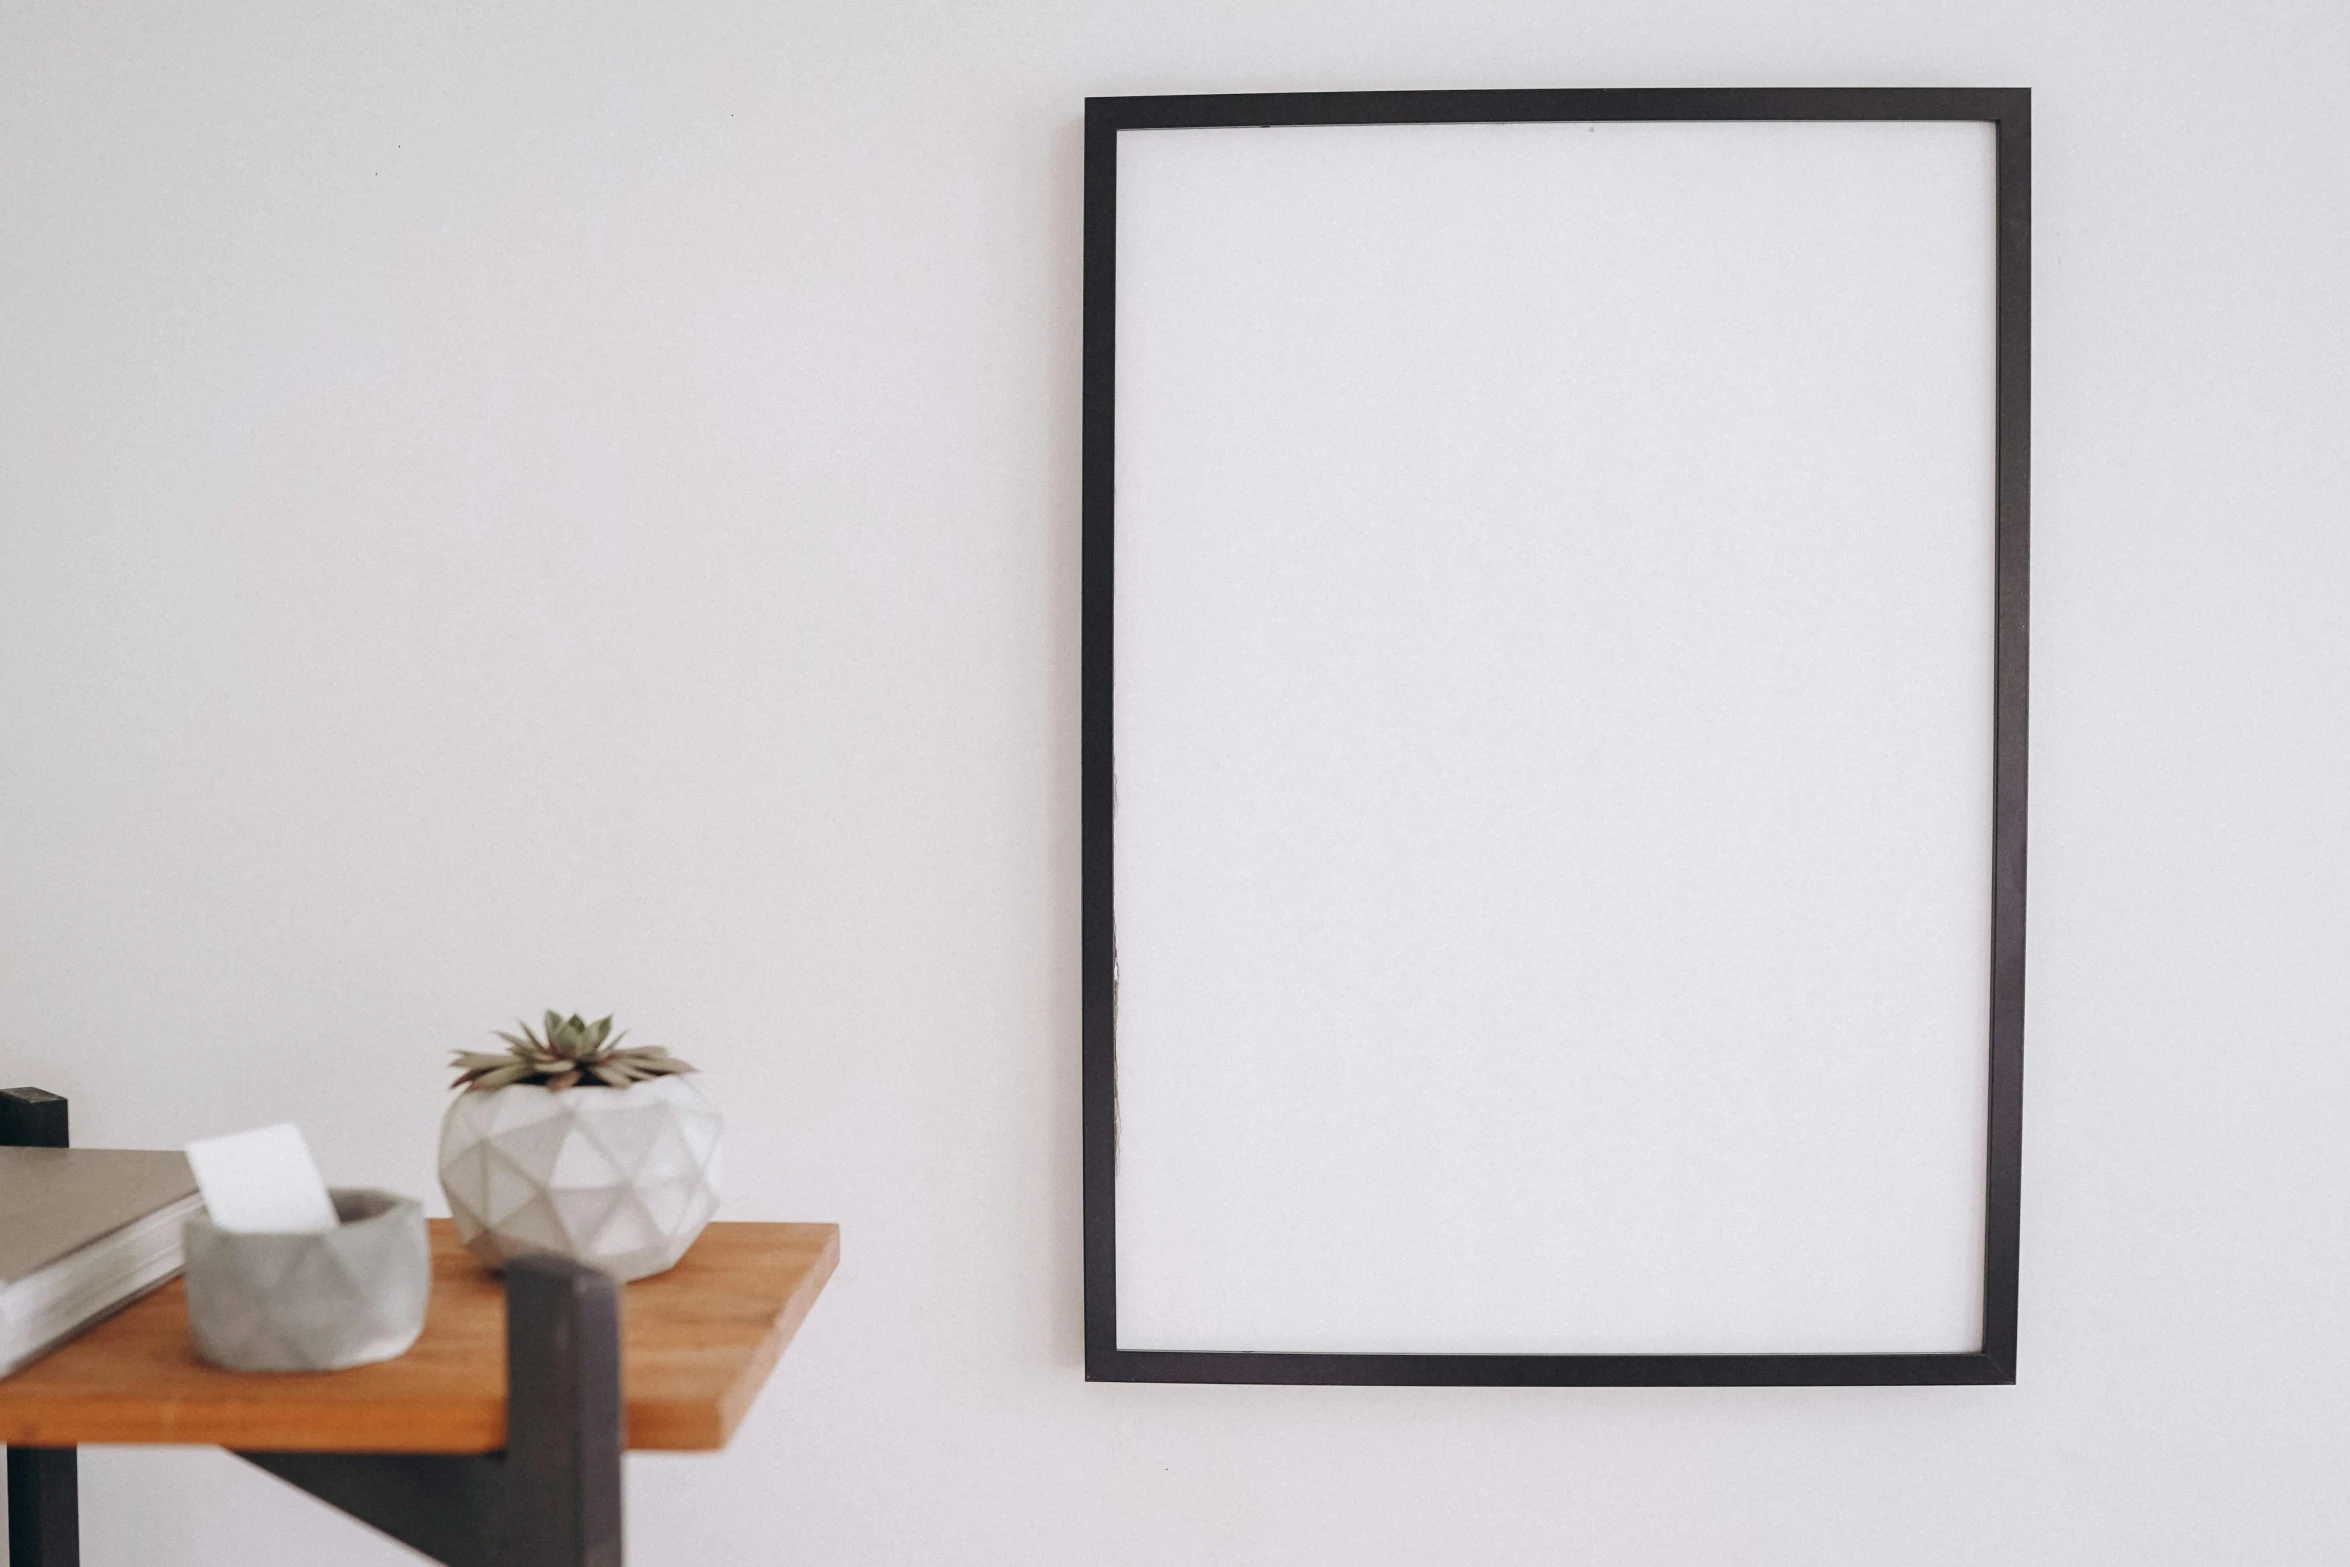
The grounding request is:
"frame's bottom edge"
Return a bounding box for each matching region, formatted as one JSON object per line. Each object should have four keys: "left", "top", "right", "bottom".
{"left": 1087, "top": 1349, "right": 2014, "bottom": 1387}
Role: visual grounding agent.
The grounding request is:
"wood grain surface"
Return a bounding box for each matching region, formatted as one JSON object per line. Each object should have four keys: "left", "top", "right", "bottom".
{"left": 0, "top": 1219, "right": 837, "bottom": 1453}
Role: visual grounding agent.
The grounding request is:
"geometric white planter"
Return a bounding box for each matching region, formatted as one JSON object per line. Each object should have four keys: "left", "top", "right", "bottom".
{"left": 437, "top": 1075, "right": 722, "bottom": 1282}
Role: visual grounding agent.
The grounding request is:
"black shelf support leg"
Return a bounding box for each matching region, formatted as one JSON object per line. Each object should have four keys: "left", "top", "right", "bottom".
{"left": 501, "top": 1255, "right": 625, "bottom": 1567}
{"left": 3, "top": 1087, "right": 79, "bottom": 1567}
{"left": 240, "top": 1254, "right": 625, "bottom": 1567}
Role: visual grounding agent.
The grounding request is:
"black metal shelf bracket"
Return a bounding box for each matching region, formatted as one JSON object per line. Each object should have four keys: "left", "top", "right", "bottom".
{"left": 3, "top": 1089, "right": 626, "bottom": 1567}
{"left": 4, "top": 1088, "right": 79, "bottom": 1567}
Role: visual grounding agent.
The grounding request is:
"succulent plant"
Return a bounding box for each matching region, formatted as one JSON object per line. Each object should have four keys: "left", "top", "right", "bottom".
{"left": 449, "top": 1012, "right": 696, "bottom": 1094}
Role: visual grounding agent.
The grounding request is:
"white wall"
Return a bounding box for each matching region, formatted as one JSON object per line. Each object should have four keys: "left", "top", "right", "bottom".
{"left": 1, "top": 0, "right": 2344, "bottom": 1562}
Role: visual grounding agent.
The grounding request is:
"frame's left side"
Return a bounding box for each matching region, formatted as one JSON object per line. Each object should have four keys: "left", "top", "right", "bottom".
{"left": 1079, "top": 100, "right": 1123, "bottom": 1380}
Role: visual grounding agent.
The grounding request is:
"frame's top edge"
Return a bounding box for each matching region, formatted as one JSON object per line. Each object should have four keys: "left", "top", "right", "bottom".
{"left": 1086, "top": 86, "right": 2027, "bottom": 131}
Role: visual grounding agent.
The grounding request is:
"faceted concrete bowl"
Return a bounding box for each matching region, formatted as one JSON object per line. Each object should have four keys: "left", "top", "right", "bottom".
{"left": 185, "top": 1189, "right": 430, "bottom": 1372}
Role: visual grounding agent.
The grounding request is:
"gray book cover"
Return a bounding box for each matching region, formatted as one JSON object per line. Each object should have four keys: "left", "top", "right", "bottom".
{"left": 0, "top": 1147, "right": 201, "bottom": 1286}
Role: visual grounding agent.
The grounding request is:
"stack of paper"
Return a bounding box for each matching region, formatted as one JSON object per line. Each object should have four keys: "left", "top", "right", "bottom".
{"left": 0, "top": 1147, "right": 203, "bottom": 1377}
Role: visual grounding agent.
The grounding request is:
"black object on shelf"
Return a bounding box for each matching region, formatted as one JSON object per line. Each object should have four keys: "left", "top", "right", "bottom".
{"left": 3, "top": 1087, "right": 79, "bottom": 1567}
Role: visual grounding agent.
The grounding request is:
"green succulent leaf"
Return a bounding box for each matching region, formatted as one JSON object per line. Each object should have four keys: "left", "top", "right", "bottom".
{"left": 452, "top": 1011, "right": 699, "bottom": 1092}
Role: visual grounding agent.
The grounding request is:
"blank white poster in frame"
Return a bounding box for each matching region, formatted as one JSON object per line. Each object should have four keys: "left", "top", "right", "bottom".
{"left": 1082, "top": 88, "right": 2028, "bottom": 1387}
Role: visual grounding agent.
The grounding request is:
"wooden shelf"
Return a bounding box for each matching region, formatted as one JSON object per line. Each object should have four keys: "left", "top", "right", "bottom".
{"left": 0, "top": 1219, "right": 837, "bottom": 1454}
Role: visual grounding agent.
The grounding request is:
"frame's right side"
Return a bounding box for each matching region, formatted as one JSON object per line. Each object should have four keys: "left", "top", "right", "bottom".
{"left": 1981, "top": 86, "right": 2031, "bottom": 1383}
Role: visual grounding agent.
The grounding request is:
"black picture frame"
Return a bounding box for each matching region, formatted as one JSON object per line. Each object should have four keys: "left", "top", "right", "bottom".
{"left": 1082, "top": 87, "right": 2029, "bottom": 1387}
